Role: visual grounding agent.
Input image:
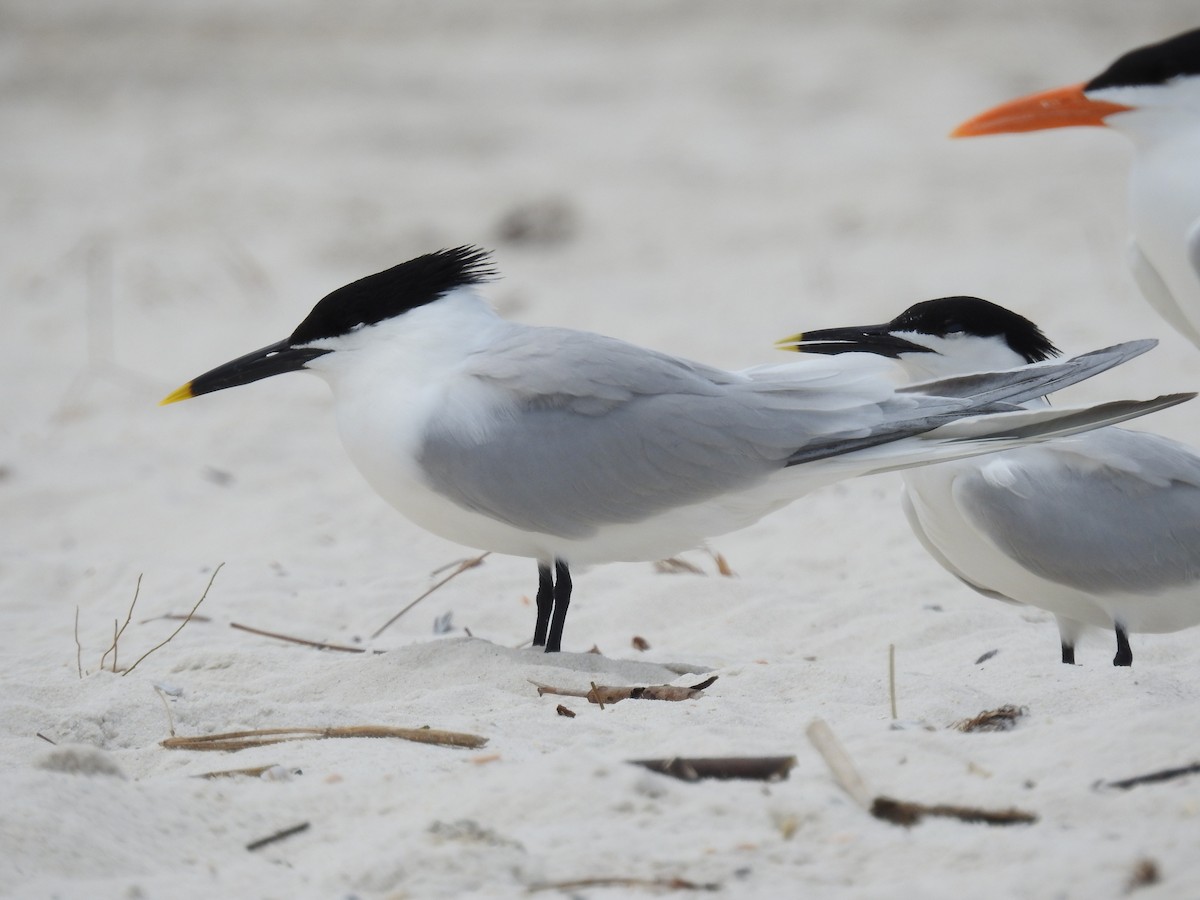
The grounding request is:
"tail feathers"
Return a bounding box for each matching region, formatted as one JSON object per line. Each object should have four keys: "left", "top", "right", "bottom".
{"left": 928, "top": 393, "right": 1193, "bottom": 444}
{"left": 900, "top": 340, "right": 1157, "bottom": 407}
{"left": 791, "top": 392, "right": 1194, "bottom": 474}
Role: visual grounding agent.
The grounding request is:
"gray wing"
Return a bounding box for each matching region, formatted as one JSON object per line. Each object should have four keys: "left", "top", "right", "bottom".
{"left": 418, "top": 329, "right": 906, "bottom": 538}
{"left": 955, "top": 428, "right": 1200, "bottom": 594}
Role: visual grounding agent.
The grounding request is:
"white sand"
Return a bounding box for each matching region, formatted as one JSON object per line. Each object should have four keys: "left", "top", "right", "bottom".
{"left": 4, "top": 1, "right": 1200, "bottom": 897}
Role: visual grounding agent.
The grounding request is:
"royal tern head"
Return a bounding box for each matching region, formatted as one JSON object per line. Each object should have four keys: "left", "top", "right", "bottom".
{"left": 951, "top": 28, "right": 1200, "bottom": 141}
{"left": 776, "top": 296, "right": 1060, "bottom": 379}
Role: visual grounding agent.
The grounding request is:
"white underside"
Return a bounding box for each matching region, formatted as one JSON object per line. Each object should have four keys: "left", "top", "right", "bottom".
{"left": 902, "top": 453, "right": 1200, "bottom": 639}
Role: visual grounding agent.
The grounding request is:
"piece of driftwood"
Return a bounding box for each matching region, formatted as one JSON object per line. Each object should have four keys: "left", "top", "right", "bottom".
{"left": 871, "top": 796, "right": 1037, "bottom": 827}
{"left": 806, "top": 718, "right": 1037, "bottom": 828}
{"left": 530, "top": 676, "right": 716, "bottom": 707}
{"left": 630, "top": 756, "right": 796, "bottom": 783}
{"left": 246, "top": 821, "right": 310, "bottom": 851}
{"left": 162, "top": 725, "right": 487, "bottom": 752}
{"left": 954, "top": 705, "right": 1027, "bottom": 733}
{"left": 1101, "top": 761, "right": 1200, "bottom": 791}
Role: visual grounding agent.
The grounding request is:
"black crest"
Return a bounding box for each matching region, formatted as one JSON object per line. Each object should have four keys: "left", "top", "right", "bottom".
{"left": 889, "top": 296, "right": 1060, "bottom": 363}
{"left": 1087, "top": 28, "right": 1200, "bottom": 92}
{"left": 289, "top": 246, "right": 497, "bottom": 345}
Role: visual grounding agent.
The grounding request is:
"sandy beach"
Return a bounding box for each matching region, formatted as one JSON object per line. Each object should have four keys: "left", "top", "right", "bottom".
{"left": 4, "top": 1, "right": 1200, "bottom": 896}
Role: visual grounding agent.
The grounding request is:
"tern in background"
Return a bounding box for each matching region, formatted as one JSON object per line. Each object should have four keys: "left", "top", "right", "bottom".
{"left": 780, "top": 296, "right": 1200, "bottom": 666}
{"left": 953, "top": 28, "right": 1200, "bottom": 348}
{"left": 163, "top": 247, "right": 1188, "bottom": 652}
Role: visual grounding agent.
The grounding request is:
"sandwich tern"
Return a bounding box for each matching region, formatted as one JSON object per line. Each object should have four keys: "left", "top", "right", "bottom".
{"left": 163, "top": 247, "right": 1189, "bottom": 652}
{"left": 781, "top": 295, "right": 1200, "bottom": 666}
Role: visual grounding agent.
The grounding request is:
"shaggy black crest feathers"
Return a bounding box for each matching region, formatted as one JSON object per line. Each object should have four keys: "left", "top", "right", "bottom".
{"left": 290, "top": 246, "right": 496, "bottom": 345}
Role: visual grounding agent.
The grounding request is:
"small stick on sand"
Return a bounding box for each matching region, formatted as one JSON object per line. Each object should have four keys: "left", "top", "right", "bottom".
{"left": 630, "top": 756, "right": 796, "bottom": 783}
{"left": 653, "top": 557, "right": 706, "bottom": 575}
{"left": 888, "top": 644, "right": 897, "bottom": 720}
{"left": 195, "top": 764, "right": 283, "bottom": 779}
{"left": 153, "top": 685, "right": 177, "bottom": 737}
{"left": 162, "top": 724, "right": 488, "bottom": 752}
{"left": 707, "top": 548, "right": 735, "bottom": 577}
{"left": 529, "top": 876, "right": 720, "bottom": 893}
{"left": 870, "top": 797, "right": 1036, "bottom": 827}
{"left": 371, "top": 552, "right": 489, "bottom": 639}
{"left": 245, "top": 821, "right": 310, "bottom": 852}
{"left": 100, "top": 573, "right": 142, "bottom": 673}
{"left": 36, "top": 732, "right": 57, "bottom": 745}
{"left": 74, "top": 606, "right": 82, "bottom": 679}
{"left": 530, "top": 675, "right": 717, "bottom": 706}
{"left": 122, "top": 564, "right": 223, "bottom": 677}
{"left": 805, "top": 718, "right": 874, "bottom": 810}
{"left": 806, "top": 718, "right": 1037, "bottom": 827}
{"left": 1101, "top": 761, "right": 1200, "bottom": 791}
{"left": 229, "top": 622, "right": 370, "bottom": 654}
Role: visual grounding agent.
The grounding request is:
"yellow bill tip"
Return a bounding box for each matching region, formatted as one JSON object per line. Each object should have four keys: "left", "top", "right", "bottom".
{"left": 160, "top": 383, "right": 195, "bottom": 406}
{"left": 774, "top": 332, "right": 804, "bottom": 351}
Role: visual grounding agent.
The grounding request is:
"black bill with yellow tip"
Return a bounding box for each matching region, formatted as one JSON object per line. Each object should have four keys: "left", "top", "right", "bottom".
{"left": 160, "top": 340, "right": 330, "bottom": 405}
{"left": 775, "top": 324, "right": 934, "bottom": 358}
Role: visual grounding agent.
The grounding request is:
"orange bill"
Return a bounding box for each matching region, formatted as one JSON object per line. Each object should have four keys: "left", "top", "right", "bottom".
{"left": 951, "top": 82, "right": 1133, "bottom": 137}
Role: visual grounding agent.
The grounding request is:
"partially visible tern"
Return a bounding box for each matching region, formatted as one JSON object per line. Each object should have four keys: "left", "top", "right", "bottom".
{"left": 953, "top": 28, "right": 1200, "bottom": 348}
{"left": 162, "top": 246, "right": 1188, "bottom": 653}
{"left": 781, "top": 295, "right": 1200, "bottom": 666}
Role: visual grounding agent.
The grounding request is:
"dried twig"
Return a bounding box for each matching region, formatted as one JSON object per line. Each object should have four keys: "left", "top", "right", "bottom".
{"left": 707, "top": 548, "right": 735, "bottom": 577}
{"left": 123, "top": 564, "right": 223, "bottom": 676}
{"left": 653, "top": 557, "right": 706, "bottom": 575}
{"left": 1101, "top": 761, "right": 1200, "bottom": 791}
{"left": 74, "top": 606, "right": 82, "bottom": 679}
{"left": 100, "top": 573, "right": 142, "bottom": 673}
{"left": 153, "top": 685, "right": 177, "bottom": 737}
{"left": 246, "top": 821, "right": 310, "bottom": 852}
{"left": 162, "top": 724, "right": 488, "bottom": 752}
{"left": 229, "top": 622, "right": 370, "bottom": 654}
{"left": 371, "top": 552, "right": 489, "bottom": 639}
{"left": 806, "top": 718, "right": 1035, "bottom": 828}
{"left": 529, "top": 876, "right": 720, "bottom": 893}
{"left": 36, "top": 732, "right": 57, "bottom": 745}
{"left": 530, "top": 675, "right": 717, "bottom": 707}
{"left": 870, "top": 796, "right": 1036, "bottom": 827}
{"left": 195, "top": 765, "right": 283, "bottom": 780}
{"left": 630, "top": 756, "right": 796, "bottom": 783}
{"left": 888, "top": 644, "right": 897, "bottom": 720}
{"left": 955, "top": 705, "right": 1027, "bottom": 733}
{"left": 138, "top": 613, "right": 213, "bottom": 625}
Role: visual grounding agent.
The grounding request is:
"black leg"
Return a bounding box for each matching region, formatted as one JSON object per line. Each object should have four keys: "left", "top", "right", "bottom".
{"left": 1113, "top": 624, "right": 1133, "bottom": 667}
{"left": 1061, "top": 642, "right": 1076, "bottom": 666}
{"left": 532, "top": 563, "right": 554, "bottom": 648}
{"left": 544, "top": 559, "right": 572, "bottom": 654}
